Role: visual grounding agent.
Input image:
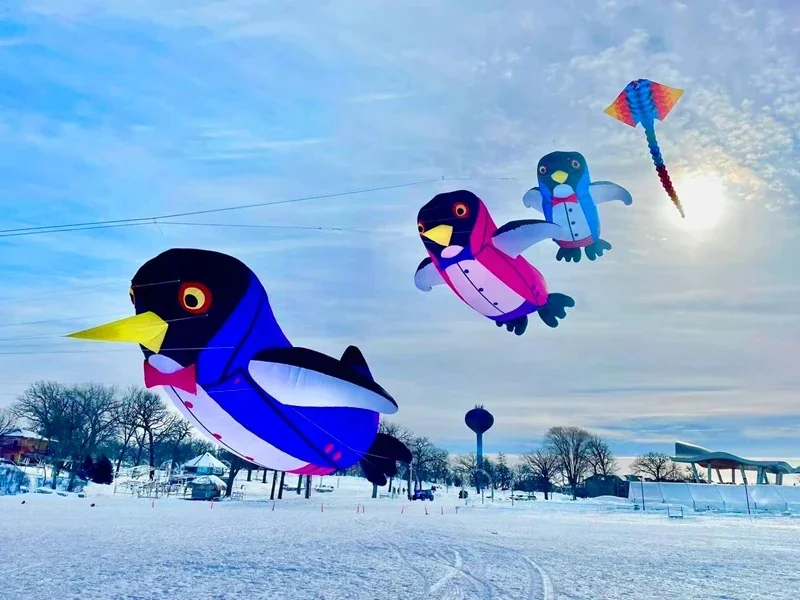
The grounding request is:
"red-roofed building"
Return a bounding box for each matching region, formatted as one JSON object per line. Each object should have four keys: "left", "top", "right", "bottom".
{"left": 0, "top": 429, "right": 52, "bottom": 464}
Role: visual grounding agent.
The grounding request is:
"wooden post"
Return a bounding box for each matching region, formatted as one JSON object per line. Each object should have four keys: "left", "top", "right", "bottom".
{"left": 262, "top": 469, "right": 268, "bottom": 484}
{"left": 305, "top": 475, "right": 312, "bottom": 499}
{"left": 247, "top": 468, "right": 252, "bottom": 482}
{"left": 296, "top": 475, "right": 303, "bottom": 495}
{"left": 270, "top": 470, "right": 278, "bottom": 500}
{"left": 278, "top": 472, "right": 286, "bottom": 499}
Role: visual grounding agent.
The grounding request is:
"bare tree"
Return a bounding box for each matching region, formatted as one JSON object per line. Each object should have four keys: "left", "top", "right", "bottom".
{"left": 545, "top": 426, "right": 592, "bottom": 499}
{"left": 409, "top": 436, "right": 439, "bottom": 488}
{"left": 13, "top": 382, "right": 119, "bottom": 490}
{"left": 0, "top": 407, "right": 16, "bottom": 438}
{"left": 14, "top": 381, "right": 75, "bottom": 488}
{"left": 453, "top": 452, "right": 478, "bottom": 489}
{"left": 64, "top": 384, "right": 120, "bottom": 491}
{"left": 631, "top": 452, "right": 682, "bottom": 482}
{"left": 522, "top": 449, "right": 559, "bottom": 500}
{"left": 129, "top": 388, "right": 172, "bottom": 480}
{"left": 113, "top": 387, "right": 143, "bottom": 475}
{"left": 222, "top": 452, "right": 247, "bottom": 497}
{"left": 586, "top": 435, "right": 618, "bottom": 476}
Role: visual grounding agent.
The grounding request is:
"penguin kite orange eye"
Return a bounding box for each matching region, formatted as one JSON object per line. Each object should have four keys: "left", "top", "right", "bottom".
{"left": 179, "top": 282, "right": 212, "bottom": 315}
{"left": 570, "top": 159, "right": 581, "bottom": 169}
{"left": 417, "top": 221, "right": 425, "bottom": 234}
{"left": 453, "top": 203, "right": 469, "bottom": 218}
{"left": 539, "top": 165, "right": 547, "bottom": 175}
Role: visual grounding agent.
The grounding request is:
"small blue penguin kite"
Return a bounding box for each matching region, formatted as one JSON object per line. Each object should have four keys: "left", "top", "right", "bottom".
{"left": 522, "top": 151, "right": 632, "bottom": 263}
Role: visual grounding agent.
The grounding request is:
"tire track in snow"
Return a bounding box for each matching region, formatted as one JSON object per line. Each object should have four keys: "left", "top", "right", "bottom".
{"left": 476, "top": 541, "right": 554, "bottom": 599}
{"left": 427, "top": 549, "right": 463, "bottom": 595}
{"left": 523, "top": 556, "right": 556, "bottom": 600}
{"left": 426, "top": 547, "right": 495, "bottom": 599}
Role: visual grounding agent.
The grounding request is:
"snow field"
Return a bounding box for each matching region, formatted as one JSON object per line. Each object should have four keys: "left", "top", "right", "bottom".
{"left": 2, "top": 482, "right": 800, "bottom": 600}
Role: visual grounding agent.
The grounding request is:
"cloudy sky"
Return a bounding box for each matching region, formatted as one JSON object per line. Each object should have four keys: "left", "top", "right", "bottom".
{"left": 1, "top": 0, "right": 798, "bottom": 461}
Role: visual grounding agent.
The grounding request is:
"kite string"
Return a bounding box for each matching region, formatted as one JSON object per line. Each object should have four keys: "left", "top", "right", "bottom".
{"left": 0, "top": 175, "right": 519, "bottom": 239}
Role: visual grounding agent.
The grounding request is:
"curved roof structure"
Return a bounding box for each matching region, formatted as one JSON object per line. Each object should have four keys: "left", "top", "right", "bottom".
{"left": 673, "top": 441, "right": 800, "bottom": 475}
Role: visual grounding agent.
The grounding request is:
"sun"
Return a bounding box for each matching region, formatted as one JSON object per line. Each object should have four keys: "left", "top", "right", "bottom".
{"left": 666, "top": 174, "right": 728, "bottom": 231}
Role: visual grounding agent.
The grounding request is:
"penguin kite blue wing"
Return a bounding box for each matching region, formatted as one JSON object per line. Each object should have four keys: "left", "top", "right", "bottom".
{"left": 589, "top": 181, "right": 633, "bottom": 206}
{"left": 522, "top": 187, "right": 544, "bottom": 213}
{"left": 492, "top": 219, "right": 564, "bottom": 258}
{"left": 248, "top": 347, "right": 399, "bottom": 414}
{"left": 414, "top": 257, "right": 445, "bottom": 292}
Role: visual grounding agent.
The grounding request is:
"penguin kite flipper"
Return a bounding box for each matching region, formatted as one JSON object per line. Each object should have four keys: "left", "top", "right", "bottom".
{"left": 589, "top": 181, "right": 633, "bottom": 206}
{"left": 360, "top": 433, "right": 412, "bottom": 486}
{"left": 522, "top": 187, "right": 545, "bottom": 212}
{"left": 414, "top": 257, "right": 445, "bottom": 292}
{"left": 249, "top": 347, "right": 398, "bottom": 414}
{"left": 537, "top": 293, "right": 575, "bottom": 328}
{"left": 492, "top": 220, "right": 564, "bottom": 258}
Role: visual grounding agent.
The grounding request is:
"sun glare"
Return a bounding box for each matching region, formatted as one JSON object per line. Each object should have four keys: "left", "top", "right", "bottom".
{"left": 666, "top": 175, "right": 728, "bottom": 232}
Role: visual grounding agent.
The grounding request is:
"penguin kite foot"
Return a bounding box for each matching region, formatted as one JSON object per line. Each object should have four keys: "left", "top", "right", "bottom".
{"left": 359, "top": 433, "right": 412, "bottom": 486}
{"left": 537, "top": 293, "right": 575, "bottom": 328}
{"left": 556, "top": 247, "right": 582, "bottom": 263}
{"left": 496, "top": 315, "right": 528, "bottom": 336}
{"left": 585, "top": 239, "right": 612, "bottom": 261}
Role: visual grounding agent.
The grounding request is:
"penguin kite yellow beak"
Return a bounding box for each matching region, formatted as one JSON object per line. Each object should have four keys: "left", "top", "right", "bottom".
{"left": 551, "top": 170, "right": 568, "bottom": 184}
{"left": 67, "top": 311, "right": 169, "bottom": 353}
{"left": 421, "top": 224, "right": 453, "bottom": 247}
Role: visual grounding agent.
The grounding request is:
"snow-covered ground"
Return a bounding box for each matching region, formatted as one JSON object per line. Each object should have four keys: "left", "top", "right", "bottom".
{"left": 2, "top": 476, "right": 799, "bottom": 599}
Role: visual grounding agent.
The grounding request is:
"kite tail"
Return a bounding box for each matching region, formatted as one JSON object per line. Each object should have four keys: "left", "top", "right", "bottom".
{"left": 644, "top": 125, "right": 685, "bottom": 218}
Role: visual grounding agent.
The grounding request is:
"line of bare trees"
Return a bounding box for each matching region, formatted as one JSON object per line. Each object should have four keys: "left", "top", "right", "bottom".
{"left": 8, "top": 381, "right": 212, "bottom": 491}
{"left": 520, "top": 426, "right": 618, "bottom": 499}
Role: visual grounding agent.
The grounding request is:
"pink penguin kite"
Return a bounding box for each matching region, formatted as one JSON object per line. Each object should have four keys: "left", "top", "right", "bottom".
{"left": 414, "top": 190, "right": 575, "bottom": 336}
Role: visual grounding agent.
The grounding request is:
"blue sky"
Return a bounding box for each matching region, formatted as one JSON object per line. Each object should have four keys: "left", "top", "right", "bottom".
{"left": 0, "top": 0, "right": 799, "bottom": 463}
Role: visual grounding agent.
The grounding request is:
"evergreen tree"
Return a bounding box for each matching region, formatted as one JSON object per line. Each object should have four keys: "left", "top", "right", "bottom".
{"left": 92, "top": 455, "right": 114, "bottom": 485}
{"left": 79, "top": 456, "right": 95, "bottom": 481}
{"left": 496, "top": 453, "right": 513, "bottom": 490}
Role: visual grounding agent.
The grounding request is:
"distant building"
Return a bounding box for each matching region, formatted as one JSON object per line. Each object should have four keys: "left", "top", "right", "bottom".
{"left": 672, "top": 441, "right": 800, "bottom": 485}
{"left": 584, "top": 474, "right": 629, "bottom": 498}
{"left": 181, "top": 452, "right": 228, "bottom": 477}
{"left": 187, "top": 475, "right": 227, "bottom": 500}
{"left": 0, "top": 429, "right": 52, "bottom": 464}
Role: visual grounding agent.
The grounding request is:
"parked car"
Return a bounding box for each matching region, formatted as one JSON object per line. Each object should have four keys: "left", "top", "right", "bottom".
{"left": 314, "top": 485, "right": 334, "bottom": 493}
{"left": 412, "top": 489, "right": 434, "bottom": 501}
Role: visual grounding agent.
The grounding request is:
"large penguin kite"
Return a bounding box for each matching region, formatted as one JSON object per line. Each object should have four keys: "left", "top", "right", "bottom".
{"left": 69, "top": 248, "right": 411, "bottom": 485}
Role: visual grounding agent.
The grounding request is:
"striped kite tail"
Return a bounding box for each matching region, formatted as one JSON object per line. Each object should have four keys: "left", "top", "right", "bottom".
{"left": 643, "top": 125, "right": 685, "bottom": 218}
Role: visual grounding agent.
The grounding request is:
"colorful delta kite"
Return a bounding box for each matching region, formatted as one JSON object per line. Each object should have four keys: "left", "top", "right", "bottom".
{"left": 523, "top": 151, "right": 632, "bottom": 263}
{"left": 414, "top": 190, "right": 575, "bottom": 336}
{"left": 604, "top": 78, "right": 685, "bottom": 217}
{"left": 68, "top": 249, "right": 411, "bottom": 485}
